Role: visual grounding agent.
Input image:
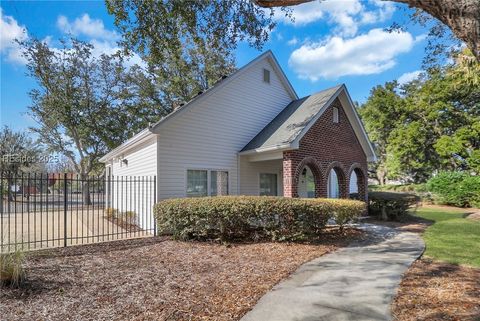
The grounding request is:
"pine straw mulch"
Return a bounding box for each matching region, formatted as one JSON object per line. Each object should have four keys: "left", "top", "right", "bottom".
{"left": 392, "top": 259, "right": 480, "bottom": 321}
{"left": 0, "top": 228, "right": 363, "bottom": 321}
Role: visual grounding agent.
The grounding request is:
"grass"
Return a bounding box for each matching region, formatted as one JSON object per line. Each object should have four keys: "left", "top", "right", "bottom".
{"left": 414, "top": 207, "right": 480, "bottom": 268}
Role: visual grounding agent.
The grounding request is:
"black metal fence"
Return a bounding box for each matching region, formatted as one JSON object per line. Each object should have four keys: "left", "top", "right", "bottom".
{"left": 0, "top": 172, "right": 156, "bottom": 253}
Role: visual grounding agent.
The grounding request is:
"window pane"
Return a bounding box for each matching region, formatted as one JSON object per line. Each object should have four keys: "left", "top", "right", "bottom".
{"left": 187, "top": 170, "right": 207, "bottom": 197}
{"left": 211, "top": 171, "right": 228, "bottom": 196}
{"left": 260, "top": 173, "right": 277, "bottom": 196}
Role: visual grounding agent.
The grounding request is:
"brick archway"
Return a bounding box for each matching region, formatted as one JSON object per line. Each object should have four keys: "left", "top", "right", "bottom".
{"left": 293, "top": 157, "right": 324, "bottom": 198}
{"left": 283, "top": 156, "right": 324, "bottom": 198}
{"left": 324, "top": 161, "right": 348, "bottom": 198}
{"left": 347, "top": 163, "right": 367, "bottom": 201}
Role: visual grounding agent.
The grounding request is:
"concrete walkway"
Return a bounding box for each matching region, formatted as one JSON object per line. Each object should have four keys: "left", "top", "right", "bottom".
{"left": 241, "top": 224, "right": 425, "bottom": 321}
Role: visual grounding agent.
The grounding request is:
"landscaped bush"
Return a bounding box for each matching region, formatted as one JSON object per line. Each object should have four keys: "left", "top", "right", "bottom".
{"left": 105, "top": 207, "right": 117, "bottom": 219}
{"left": 105, "top": 208, "right": 138, "bottom": 227}
{"left": 154, "top": 196, "right": 365, "bottom": 242}
{"left": 427, "top": 171, "right": 480, "bottom": 208}
{"left": 368, "top": 192, "right": 419, "bottom": 221}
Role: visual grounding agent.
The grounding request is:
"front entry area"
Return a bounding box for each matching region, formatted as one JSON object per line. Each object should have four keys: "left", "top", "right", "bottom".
{"left": 298, "top": 166, "right": 315, "bottom": 198}
{"left": 239, "top": 154, "right": 367, "bottom": 201}
{"left": 282, "top": 155, "right": 367, "bottom": 201}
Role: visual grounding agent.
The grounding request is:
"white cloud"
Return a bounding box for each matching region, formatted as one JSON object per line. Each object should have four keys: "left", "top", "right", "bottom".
{"left": 275, "top": 0, "right": 395, "bottom": 37}
{"left": 89, "top": 39, "right": 144, "bottom": 68}
{"left": 57, "top": 14, "right": 119, "bottom": 40}
{"left": 0, "top": 8, "right": 28, "bottom": 64}
{"left": 397, "top": 70, "right": 422, "bottom": 85}
{"left": 287, "top": 37, "right": 299, "bottom": 46}
{"left": 289, "top": 28, "right": 415, "bottom": 81}
{"left": 274, "top": 1, "right": 325, "bottom": 25}
{"left": 1, "top": 11, "right": 143, "bottom": 69}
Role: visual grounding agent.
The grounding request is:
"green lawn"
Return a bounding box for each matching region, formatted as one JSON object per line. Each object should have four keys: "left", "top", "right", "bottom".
{"left": 414, "top": 207, "right": 480, "bottom": 268}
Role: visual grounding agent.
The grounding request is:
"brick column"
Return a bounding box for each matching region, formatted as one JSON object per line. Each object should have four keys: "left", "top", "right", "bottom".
{"left": 282, "top": 153, "right": 296, "bottom": 198}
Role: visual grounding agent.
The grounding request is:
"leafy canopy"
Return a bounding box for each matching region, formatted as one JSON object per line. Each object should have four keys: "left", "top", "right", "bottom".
{"left": 359, "top": 50, "right": 480, "bottom": 183}
{"left": 21, "top": 38, "right": 150, "bottom": 176}
{"left": 106, "top": 0, "right": 285, "bottom": 106}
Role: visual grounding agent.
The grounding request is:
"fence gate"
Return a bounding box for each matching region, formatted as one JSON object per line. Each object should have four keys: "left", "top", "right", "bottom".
{"left": 0, "top": 173, "right": 156, "bottom": 253}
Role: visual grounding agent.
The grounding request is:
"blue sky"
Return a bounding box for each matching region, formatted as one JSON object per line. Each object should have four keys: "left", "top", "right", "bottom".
{"left": 1, "top": 1, "right": 434, "bottom": 132}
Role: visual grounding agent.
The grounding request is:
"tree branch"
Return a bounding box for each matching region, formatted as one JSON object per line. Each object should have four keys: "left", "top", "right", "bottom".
{"left": 253, "top": 0, "right": 480, "bottom": 60}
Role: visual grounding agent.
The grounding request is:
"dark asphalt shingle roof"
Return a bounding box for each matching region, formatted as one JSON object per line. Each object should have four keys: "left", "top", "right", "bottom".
{"left": 241, "top": 84, "right": 343, "bottom": 152}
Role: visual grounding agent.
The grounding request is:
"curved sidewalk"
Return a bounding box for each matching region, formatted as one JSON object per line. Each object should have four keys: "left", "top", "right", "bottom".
{"left": 241, "top": 224, "right": 425, "bottom": 321}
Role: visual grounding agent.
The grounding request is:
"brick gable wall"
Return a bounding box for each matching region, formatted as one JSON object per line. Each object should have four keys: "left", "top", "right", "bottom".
{"left": 282, "top": 98, "right": 368, "bottom": 201}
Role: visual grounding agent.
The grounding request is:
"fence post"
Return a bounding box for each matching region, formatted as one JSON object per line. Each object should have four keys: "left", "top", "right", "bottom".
{"left": 63, "top": 173, "right": 68, "bottom": 247}
{"left": 153, "top": 176, "right": 157, "bottom": 236}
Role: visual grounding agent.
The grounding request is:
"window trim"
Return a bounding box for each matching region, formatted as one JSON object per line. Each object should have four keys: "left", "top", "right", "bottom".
{"left": 259, "top": 172, "right": 278, "bottom": 196}
{"left": 185, "top": 168, "right": 230, "bottom": 197}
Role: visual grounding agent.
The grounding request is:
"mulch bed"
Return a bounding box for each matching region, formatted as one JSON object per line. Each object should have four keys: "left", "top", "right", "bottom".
{"left": 392, "top": 259, "right": 480, "bottom": 321}
{"left": 0, "top": 228, "right": 363, "bottom": 321}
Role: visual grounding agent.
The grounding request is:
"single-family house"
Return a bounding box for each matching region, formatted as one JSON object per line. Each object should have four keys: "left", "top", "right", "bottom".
{"left": 100, "top": 51, "right": 376, "bottom": 227}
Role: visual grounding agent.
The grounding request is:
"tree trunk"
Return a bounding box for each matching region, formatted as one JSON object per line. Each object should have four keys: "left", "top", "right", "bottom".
{"left": 81, "top": 174, "right": 92, "bottom": 206}
{"left": 254, "top": 0, "right": 480, "bottom": 61}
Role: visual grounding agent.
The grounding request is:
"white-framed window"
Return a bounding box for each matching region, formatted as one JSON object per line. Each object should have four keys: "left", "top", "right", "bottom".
{"left": 263, "top": 68, "right": 270, "bottom": 84}
{"left": 186, "top": 169, "right": 229, "bottom": 197}
{"left": 211, "top": 170, "right": 229, "bottom": 196}
{"left": 259, "top": 173, "right": 277, "bottom": 196}
{"left": 333, "top": 107, "right": 339, "bottom": 123}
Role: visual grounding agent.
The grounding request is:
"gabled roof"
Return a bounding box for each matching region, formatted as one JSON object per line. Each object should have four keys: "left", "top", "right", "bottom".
{"left": 149, "top": 50, "right": 298, "bottom": 134}
{"left": 100, "top": 50, "right": 297, "bottom": 162}
{"left": 240, "top": 84, "right": 377, "bottom": 162}
{"left": 241, "top": 85, "right": 342, "bottom": 152}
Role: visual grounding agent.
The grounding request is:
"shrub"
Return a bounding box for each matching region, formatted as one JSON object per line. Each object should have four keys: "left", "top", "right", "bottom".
{"left": 121, "top": 211, "right": 137, "bottom": 225}
{"left": 0, "top": 250, "right": 25, "bottom": 287}
{"left": 154, "top": 196, "right": 365, "bottom": 242}
{"left": 105, "top": 207, "right": 117, "bottom": 219}
{"left": 368, "top": 192, "right": 419, "bottom": 221}
{"left": 427, "top": 171, "right": 480, "bottom": 207}
{"left": 326, "top": 197, "right": 365, "bottom": 230}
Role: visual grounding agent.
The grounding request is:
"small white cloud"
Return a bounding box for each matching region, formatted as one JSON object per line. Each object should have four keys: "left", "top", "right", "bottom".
{"left": 289, "top": 28, "right": 415, "bottom": 81}
{"left": 274, "top": 1, "right": 324, "bottom": 25}
{"left": 57, "top": 14, "right": 119, "bottom": 40}
{"left": 89, "top": 39, "right": 145, "bottom": 68}
{"left": 287, "top": 37, "right": 299, "bottom": 46}
{"left": 414, "top": 33, "right": 427, "bottom": 43}
{"left": 397, "top": 70, "right": 422, "bottom": 85}
{"left": 0, "top": 8, "right": 28, "bottom": 64}
{"left": 275, "top": 0, "right": 396, "bottom": 37}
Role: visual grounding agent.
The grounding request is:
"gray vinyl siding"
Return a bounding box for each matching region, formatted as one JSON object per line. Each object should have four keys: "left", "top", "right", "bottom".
{"left": 110, "top": 137, "right": 157, "bottom": 177}
{"left": 156, "top": 58, "right": 292, "bottom": 200}
{"left": 239, "top": 158, "right": 283, "bottom": 196}
{"left": 108, "top": 137, "right": 157, "bottom": 230}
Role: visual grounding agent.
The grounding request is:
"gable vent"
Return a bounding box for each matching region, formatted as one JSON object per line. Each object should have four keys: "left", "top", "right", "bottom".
{"left": 333, "top": 107, "right": 339, "bottom": 123}
{"left": 263, "top": 68, "right": 270, "bottom": 84}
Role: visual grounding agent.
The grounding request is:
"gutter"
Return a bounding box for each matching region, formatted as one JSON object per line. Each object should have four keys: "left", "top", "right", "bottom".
{"left": 238, "top": 143, "right": 293, "bottom": 156}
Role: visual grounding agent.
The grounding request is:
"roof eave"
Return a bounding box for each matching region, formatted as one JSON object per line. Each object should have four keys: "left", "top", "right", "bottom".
{"left": 99, "top": 128, "right": 155, "bottom": 163}
{"left": 239, "top": 143, "right": 293, "bottom": 155}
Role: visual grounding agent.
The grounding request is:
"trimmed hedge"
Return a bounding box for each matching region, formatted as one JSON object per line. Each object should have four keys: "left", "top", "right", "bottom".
{"left": 368, "top": 192, "right": 419, "bottom": 221}
{"left": 427, "top": 171, "right": 480, "bottom": 208}
{"left": 154, "top": 196, "right": 365, "bottom": 241}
